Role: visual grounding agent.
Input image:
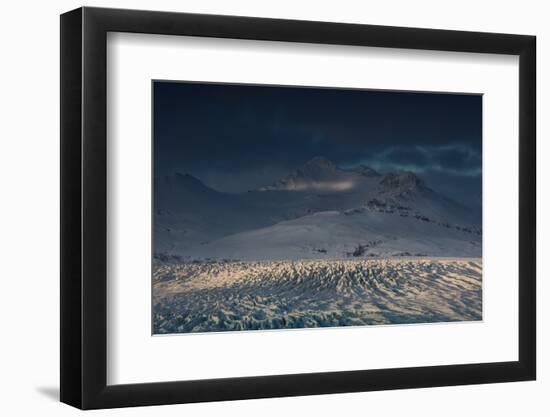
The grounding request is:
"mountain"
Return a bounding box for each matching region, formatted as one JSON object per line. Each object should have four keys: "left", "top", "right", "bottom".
{"left": 154, "top": 173, "right": 260, "bottom": 253}
{"left": 379, "top": 171, "right": 429, "bottom": 196}
{"left": 182, "top": 209, "right": 481, "bottom": 261}
{"left": 154, "top": 157, "right": 481, "bottom": 259}
{"left": 258, "top": 156, "right": 379, "bottom": 192}
{"left": 356, "top": 165, "right": 381, "bottom": 178}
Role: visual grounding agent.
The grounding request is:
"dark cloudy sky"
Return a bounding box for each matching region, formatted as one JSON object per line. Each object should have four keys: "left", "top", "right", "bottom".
{"left": 154, "top": 81, "right": 482, "bottom": 208}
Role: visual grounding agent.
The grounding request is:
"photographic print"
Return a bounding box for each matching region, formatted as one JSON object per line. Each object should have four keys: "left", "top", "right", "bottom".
{"left": 152, "top": 81, "right": 482, "bottom": 335}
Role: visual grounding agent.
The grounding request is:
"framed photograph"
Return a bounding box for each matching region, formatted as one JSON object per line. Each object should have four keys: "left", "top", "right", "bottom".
{"left": 60, "top": 7, "right": 536, "bottom": 409}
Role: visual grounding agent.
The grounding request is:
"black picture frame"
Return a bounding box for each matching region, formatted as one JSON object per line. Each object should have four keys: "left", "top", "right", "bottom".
{"left": 60, "top": 6, "right": 536, "bottom": 410}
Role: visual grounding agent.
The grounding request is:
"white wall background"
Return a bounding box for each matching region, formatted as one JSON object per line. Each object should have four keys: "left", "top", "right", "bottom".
{"left": 0, "top": 0, "right": 545, "bottom": 415}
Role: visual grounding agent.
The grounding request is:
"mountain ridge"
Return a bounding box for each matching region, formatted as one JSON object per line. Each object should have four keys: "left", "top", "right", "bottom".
{"left": 154, "top": 157, "right": 481, "bottom": 258}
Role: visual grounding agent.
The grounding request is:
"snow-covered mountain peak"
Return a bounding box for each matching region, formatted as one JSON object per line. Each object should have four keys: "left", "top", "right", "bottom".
{"left": 378, "top": 171, "right": 431, "bottom": 200}
{"left": 380, "top": 171, "right": 424, "bottom": 189}
{"left": 295, "top": 156, "right": 339, "bottom": 178}
{"left": 256, "top": 158, "right": 428, "bottom": 194}
{"left": 303, "top": 156, "right": 337, "bottom": 169}
{"left": 259, "top": 157, "right": 351, "bottom": 191}
{"left": 158, "top": 172, "right": 213, "bottom": 194}
{"left": 174, "top": 172, "right": 204, "bottom": 185}
{"left": 355, "top": 165, "right": 380, "bottom": 177}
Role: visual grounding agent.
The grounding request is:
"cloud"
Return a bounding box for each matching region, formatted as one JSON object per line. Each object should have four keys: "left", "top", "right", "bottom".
{"left": 349, "top": 144, "right": 481, "bottom": 177}
{"left": 261, "top": 180, "right": 357, "bottom": 192}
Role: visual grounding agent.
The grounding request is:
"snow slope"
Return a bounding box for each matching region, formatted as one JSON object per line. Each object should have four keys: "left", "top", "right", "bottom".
{"left": 184, "top": 208, "right": 481, "bottom": 260}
